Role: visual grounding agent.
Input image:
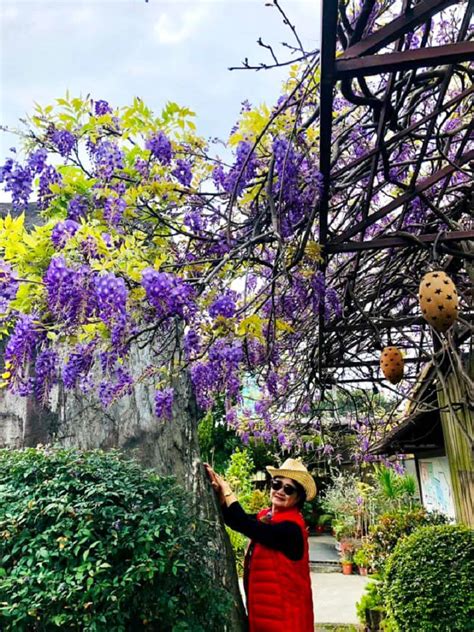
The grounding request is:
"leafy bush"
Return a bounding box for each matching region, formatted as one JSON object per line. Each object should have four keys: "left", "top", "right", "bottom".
{"left": 364, "top": 507, "right": 448, "bottom": 573}
{"left": 225, "top": 528, "right": 248, "bottom": 577}
{"left": 245, "top": 489, "right": 269, "bottom": 515}
{"left": 225, "top": 488, "right": 268, "bottom": 576}
{"left": 197, "top": 403, "right": 241, "bottom": 474}
{"left": 353, "top": 547, "right": 369, "bottom": 568}
{"left": 225, "top": 448, "right": 254, "bottom": 499}
{"left": 356, "top": 580, "right": 385, "bottom": 630}
{"left": 0, "top": 447, "right": 229, "bottom": 631}
{"left": 383, "top": 525, "right": 474, "bottom": 631}
{"left": 224, "top": 449, "right": 269, "bottom": 575}
{"left": 332, "top": 516, "right": 357, "bottom": 540}
{"left": 321, "top": 472, "right": 361, "bottom": 519}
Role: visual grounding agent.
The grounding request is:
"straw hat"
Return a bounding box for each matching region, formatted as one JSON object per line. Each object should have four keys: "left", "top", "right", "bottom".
{"left": 266, "top": 458, "right": 317, "bottom": 501}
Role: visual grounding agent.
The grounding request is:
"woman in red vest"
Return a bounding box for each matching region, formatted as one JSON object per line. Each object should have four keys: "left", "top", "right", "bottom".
{"left": 205, "top": 458, "right": 316, "bottom": 632}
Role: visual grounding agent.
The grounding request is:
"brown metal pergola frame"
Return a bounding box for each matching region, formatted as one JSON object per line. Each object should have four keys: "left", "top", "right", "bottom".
{"left": 315, "top": 0, "right": 473, "bottom": 391}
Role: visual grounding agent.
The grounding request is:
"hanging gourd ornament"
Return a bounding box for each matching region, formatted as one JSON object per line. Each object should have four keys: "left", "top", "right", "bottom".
{"left": 380, "top": 346, "right": 404, "bottom": 384}
{"left": 419, "top": 271, "right": 459, "bottom": 332}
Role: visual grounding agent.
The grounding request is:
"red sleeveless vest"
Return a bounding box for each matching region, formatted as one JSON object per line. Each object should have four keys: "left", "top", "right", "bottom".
{"left": 244, "top": 506, "right": 314, "bottom": 632}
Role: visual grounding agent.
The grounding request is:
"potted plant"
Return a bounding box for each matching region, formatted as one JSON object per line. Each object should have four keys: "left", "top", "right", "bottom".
{"left": 340, "top": 540, "right": 354, "bottom": 575}
{"left": 341, "top": 551, "right": 354, "bottom": 575}
{"left": 354, "top": 547, "right": 370, "bottom": 576}
{"left": 332, "top": 515, "right": 356, "bottom": 547}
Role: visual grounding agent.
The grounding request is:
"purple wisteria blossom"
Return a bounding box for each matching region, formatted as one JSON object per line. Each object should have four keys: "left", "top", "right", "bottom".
{"left": 28, "top": 148, "right": 48, "bottom": 174}
{"left": 184, "top": 329, "right": 200, "bottom": 359}
{"left": 44, "top": 256, "right": 94, "bottom": 326}
{"left": 38, "top": 166, "right": 62, "bottom": 210}
{"left": 50, "top": 129, "right": 76, "bottom": 157}
{"left": 104, "top": 196, "right": 126, "bottom": 226}
{"left": 0, "top": 159, "right": 33, "bottom": 210}
{"left": 93, "top": 140, "right": 124, "bottom": 179}
{"left": 155, "top": 387, "right": 174, "bottom": 419}
{"left": 212, "top": 140, "right": 258, "bottom": 195}
{"left": 209, "top": 291, "right": 236, "bottom": 319}
{"left": 146, "top": 131, "right": 173, "bottom": 165}
{"left": 95, "top": 273, "right": 128, "bottom": 323}
{"left": 4, "top": 313, "right": 41, "bottom": 393}
{"left": 34, "top": 348, "right": 58, "bottom": 404}
{"left": 0, "top": 262, "right": 18, "bottom": 301}
{"left": 141, "top": 268, "right": 196, "bottom": 320}
{"left": 68, "top": 195, "right": 88, "bottom": 221}
{"left": 172, "top": 159, "right": 193, "bottom": 187}
{"left": 62, "top": 343, "right": 95, "bottom": 390}
{"left": 190, "top": 337, "right": 244, "bottom": 409}
{"left": 98, "top": 366, "right": 133, "bottom": 407}
{"left": 51, "top": 220, "right": 80, "bottom": 249}
{"left": 94, "top": 100, "right": 112, "bottom": 116}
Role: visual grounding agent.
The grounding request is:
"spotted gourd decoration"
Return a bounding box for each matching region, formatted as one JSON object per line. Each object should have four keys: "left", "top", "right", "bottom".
{"left": 380, "top": 346, "right": 404, "bottom": 384}
{"left": 419, "top": 271, "right": 459, "bottom": 332}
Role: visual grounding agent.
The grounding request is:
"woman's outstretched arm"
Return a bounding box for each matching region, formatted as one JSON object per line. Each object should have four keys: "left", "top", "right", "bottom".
{"left": 222, "top": 501, "right": 303, "bottom": 561}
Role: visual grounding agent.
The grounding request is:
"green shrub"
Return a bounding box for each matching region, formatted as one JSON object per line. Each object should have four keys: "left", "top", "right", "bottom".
{"left": 226, "top": 527, "right": 248, "bottom": 577}
{"left": 316, "top": 513, "right": 333, "bottom": 528}
{"left": 224, "top": 448, "right": 268, "bottom": 574}
{"left": 226, "top": 489, "right": 268, "bottom": 576}
{"left": 364, "top": 507, "right": 448, "bottom": 573}
{"left": 356, "top": 580, "right": 385, "bottom": 630}
{"left": 383, "top": 524, "right": 474, "bottom": 632}
{"left": 0, "top": 447, "right": 229, "bottom": 631}
{"left": 225, "top": 447, "right": 254, "bottom": 499}
{"left": 244, "top": 489, "right": 269, "bottom": 515}
{"left": 353, "top": 547, "right": 369, "bottom": 568}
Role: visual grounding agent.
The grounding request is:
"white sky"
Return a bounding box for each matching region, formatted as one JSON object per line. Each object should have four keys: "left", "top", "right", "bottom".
{"left": 0, "top": 0, "right": 321, "bottom": 162}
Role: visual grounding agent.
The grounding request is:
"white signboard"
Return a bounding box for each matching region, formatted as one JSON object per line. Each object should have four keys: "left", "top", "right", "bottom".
{"left": 418, "top": 456, "right": 456, "bottom": 521}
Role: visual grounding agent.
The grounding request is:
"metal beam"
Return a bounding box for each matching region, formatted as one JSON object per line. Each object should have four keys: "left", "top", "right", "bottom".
{"left": 340, "top": 0, "right": 458, "bottom": 59}
{"left": 318, "top": 0, "right": 339, "bottom": 240}
{"left": 332, "top": 85, "right": 474, "bottom": 179}
{"left": 322, "top": 357, "right": 431, "bottom": 369}
{"left": 331, "top": 150, "right": 474, "bottom": 244}
{"left": 317, "top": 0, "right": 339, "bottom": 380}
{"left": 326, "top": 312, "right": 474, "bottom": 333}
{"left": 335, "top": 41, "right": 474, "bottom": 77}
{"left": 326, "top": 230, "right": 474, "bottom": 254}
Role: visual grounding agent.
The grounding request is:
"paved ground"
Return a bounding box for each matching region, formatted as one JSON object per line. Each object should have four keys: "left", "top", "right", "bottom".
{"left": 311, "top": 572, "right": 370, "bottom": 625}
{"left": 309, "top": 534, "right": 340, "bottom": 563}
{"left": 309, "top": 535, "right": 369, "bottom": 625}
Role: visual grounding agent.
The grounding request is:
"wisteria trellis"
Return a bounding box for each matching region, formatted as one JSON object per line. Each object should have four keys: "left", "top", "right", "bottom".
{"left": 0, "top": 0, "right": 472, "bottom": 463}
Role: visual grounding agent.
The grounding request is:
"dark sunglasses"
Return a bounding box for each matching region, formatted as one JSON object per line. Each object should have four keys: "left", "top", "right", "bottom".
{"left": 271, "top": 479, "right": 297, "bottom": 496}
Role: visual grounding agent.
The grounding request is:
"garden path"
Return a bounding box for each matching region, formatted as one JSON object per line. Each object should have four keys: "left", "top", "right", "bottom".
{"left": 309, "top": 535, "right": 369, "bottom": 625}
{"left": 309, "top": 534, "right": 340, "bottom": 567}
{"left": 311, "top": 571, "right": 369, "bottom": 626}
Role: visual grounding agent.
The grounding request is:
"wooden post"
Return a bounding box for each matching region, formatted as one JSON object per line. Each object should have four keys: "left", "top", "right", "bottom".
{"left": 437, "top": 364, "right": 474, "bottom": 527}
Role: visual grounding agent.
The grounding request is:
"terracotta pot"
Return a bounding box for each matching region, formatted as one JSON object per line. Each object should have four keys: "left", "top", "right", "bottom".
{"left": 341, "top": 562, "right": 353, "bottom": 575}
{"left": 359, "top": 566, "right": 368, "bottom": 576}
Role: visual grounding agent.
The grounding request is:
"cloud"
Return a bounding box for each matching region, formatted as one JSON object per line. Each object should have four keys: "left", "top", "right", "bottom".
{"left": 153, "top": 5, "right": 208, "bottom": 45}
{"left": 0, "top": 5, "right": 19, "bottom": 21}
{"left": 70, "top": 6, "right": 96, "bottom": 26}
